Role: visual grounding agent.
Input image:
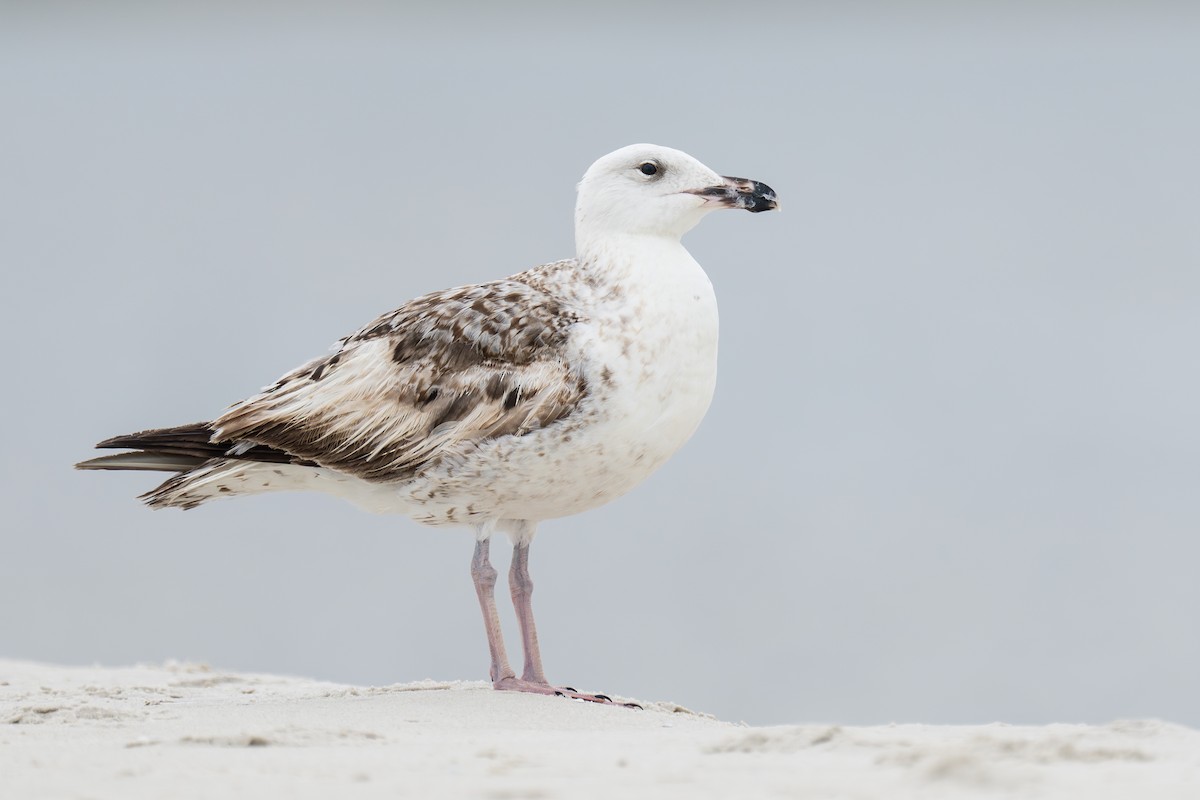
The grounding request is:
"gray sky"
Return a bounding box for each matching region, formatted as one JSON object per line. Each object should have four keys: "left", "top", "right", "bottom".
{"left": 2, "top": 3, "right": 1198, "bottom": 726}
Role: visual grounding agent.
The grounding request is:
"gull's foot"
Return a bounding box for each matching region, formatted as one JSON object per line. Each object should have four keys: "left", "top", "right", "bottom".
{"left": 492, "top": 677, "right": 641, "bottom": 709}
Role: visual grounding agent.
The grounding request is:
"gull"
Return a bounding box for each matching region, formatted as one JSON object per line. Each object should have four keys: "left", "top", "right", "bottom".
{"left": 78, "top": 144, "right": 778, "bottom": 704}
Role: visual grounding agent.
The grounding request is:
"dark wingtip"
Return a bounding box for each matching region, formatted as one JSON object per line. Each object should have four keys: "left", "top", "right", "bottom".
{"left": 94, "top": 422, "right": 216, "bottom": 451}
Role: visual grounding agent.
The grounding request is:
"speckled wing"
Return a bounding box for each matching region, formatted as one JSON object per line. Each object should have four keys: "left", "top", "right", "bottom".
{"left": 213, "top": 270, "right": 587, "bottom": 483}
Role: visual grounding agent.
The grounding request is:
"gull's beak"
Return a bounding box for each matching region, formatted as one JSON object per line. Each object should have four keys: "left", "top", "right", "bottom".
{"left": 688, "top": 176, "right": 779, "bottom": 213}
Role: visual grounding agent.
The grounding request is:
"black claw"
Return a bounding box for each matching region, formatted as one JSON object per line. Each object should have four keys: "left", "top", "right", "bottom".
{"left": 623, "top": 702, "right": 643, "bottom": 710}
{"left": 562, "top": 687, "right": 577, "bottom": 693}
{"left": 594, "top": 694, "right": 612, "bottom": 702}
{"left": 554, "top": 691, "right": 565, "bottom": 697}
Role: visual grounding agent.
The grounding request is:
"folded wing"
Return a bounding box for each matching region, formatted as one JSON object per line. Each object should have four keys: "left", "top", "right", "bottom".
{"left": 213, "top": 273, "right": 587, "bottom": 483}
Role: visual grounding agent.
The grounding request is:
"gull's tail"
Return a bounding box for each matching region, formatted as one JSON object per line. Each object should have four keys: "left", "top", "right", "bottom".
{"left": 77, "top": 422, "right": 311, "bottom": 509}
{"left": 75, "top": 422, "right": 225, "bottom": 473}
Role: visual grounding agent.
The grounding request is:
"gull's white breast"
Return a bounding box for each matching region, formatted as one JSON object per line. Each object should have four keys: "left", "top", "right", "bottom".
{"left": 396, "top": 240, "right": 719, "bottom": 525}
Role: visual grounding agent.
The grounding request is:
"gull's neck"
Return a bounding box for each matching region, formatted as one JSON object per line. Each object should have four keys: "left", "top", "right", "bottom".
{"left": 574, "top": 230, "right": 693, "bottom": 282}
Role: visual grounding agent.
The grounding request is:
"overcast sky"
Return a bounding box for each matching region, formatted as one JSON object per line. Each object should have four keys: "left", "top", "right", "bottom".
{"left": 2, "top": 3, "right": 1198, "bottom": 726}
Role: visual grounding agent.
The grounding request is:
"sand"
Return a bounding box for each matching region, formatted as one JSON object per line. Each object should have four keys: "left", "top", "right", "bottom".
{"left": 2, "top": 659, "right": 1197, "bottom": 799}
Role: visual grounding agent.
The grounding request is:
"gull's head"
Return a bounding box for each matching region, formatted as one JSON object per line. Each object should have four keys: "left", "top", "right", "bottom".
{"left": 575, "top": 143, "right": 778, "bottom": 247}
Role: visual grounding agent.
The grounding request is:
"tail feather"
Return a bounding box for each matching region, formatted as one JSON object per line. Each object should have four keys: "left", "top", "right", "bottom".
{"left": 75, "top": 451, "right": 207, "bottom": 472}
{"left": 78, "top": 421, "right": 316, "bottom": 510}
{"left": 140, "top": 459, "right": 242, "bottom": 510}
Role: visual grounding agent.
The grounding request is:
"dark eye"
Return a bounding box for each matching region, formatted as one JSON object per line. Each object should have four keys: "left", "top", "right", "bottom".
{"left": 639, "top": 162, "right": 659, "bottom": 176}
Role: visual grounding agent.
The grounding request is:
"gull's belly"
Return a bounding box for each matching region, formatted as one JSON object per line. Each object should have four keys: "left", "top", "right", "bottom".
{"left": 513, "top": 341, "right": 717, "bottom": 518}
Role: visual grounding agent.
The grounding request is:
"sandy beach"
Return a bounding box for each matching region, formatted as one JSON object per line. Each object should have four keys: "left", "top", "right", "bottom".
{"left": 3, "top": 659, "right": 1196, "bottom": 799}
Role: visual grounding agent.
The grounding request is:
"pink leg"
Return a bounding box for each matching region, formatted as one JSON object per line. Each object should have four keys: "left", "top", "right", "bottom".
{"left": 471, "top": 538, "right": 515, "bottom": 683}
{"left": 509, "top": 541, "right": 548, "bottom": 685}
{"left": 471, "top": 535, "right": 638, "bottom": 708}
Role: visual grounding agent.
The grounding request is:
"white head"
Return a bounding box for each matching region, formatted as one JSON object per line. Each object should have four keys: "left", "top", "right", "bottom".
{"left": 574, "top": 143, "right": 777, "bottom": 253}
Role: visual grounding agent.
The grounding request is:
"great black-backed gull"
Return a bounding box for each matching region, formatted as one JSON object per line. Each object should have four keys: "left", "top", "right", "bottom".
{"left": 78, "top": 144, "right": 778, "bottom": 704}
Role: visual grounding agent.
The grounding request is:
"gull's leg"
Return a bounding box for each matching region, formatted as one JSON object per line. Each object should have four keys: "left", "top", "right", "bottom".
{"left": 509, "top": 537, "right": 548, "bottom": 685}
{"left": 489, "top": 521, "right": 639, "bottom": 708}
{"left": 471, "top": 535, "right": 515, "bottom": 684}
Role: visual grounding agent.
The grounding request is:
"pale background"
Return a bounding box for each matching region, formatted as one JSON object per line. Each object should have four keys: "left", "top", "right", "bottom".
{"left": 2, "top": 3, "right": 1197, "bottom": 726}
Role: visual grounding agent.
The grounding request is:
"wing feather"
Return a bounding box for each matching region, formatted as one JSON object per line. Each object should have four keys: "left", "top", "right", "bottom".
{"left": 213, "top": 270, "right": 588, "bottom": 483}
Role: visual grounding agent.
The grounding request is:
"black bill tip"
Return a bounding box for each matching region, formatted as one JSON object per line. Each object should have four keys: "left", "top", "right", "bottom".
{"left": 737, "top": 179, "right": 779, "bottom": 212}
{"left": 690, "top": 176, "right": 779, "bottom": 212}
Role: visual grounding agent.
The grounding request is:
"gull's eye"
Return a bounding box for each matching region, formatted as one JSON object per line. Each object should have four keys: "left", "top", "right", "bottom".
{"left": 639, "top": 161, "right": 659, "bottom": 176}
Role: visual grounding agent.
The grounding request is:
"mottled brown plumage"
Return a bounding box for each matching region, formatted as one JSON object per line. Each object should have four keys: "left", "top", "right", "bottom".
{"left": 210, "top": 265, "right": 588, "bottom": 483}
